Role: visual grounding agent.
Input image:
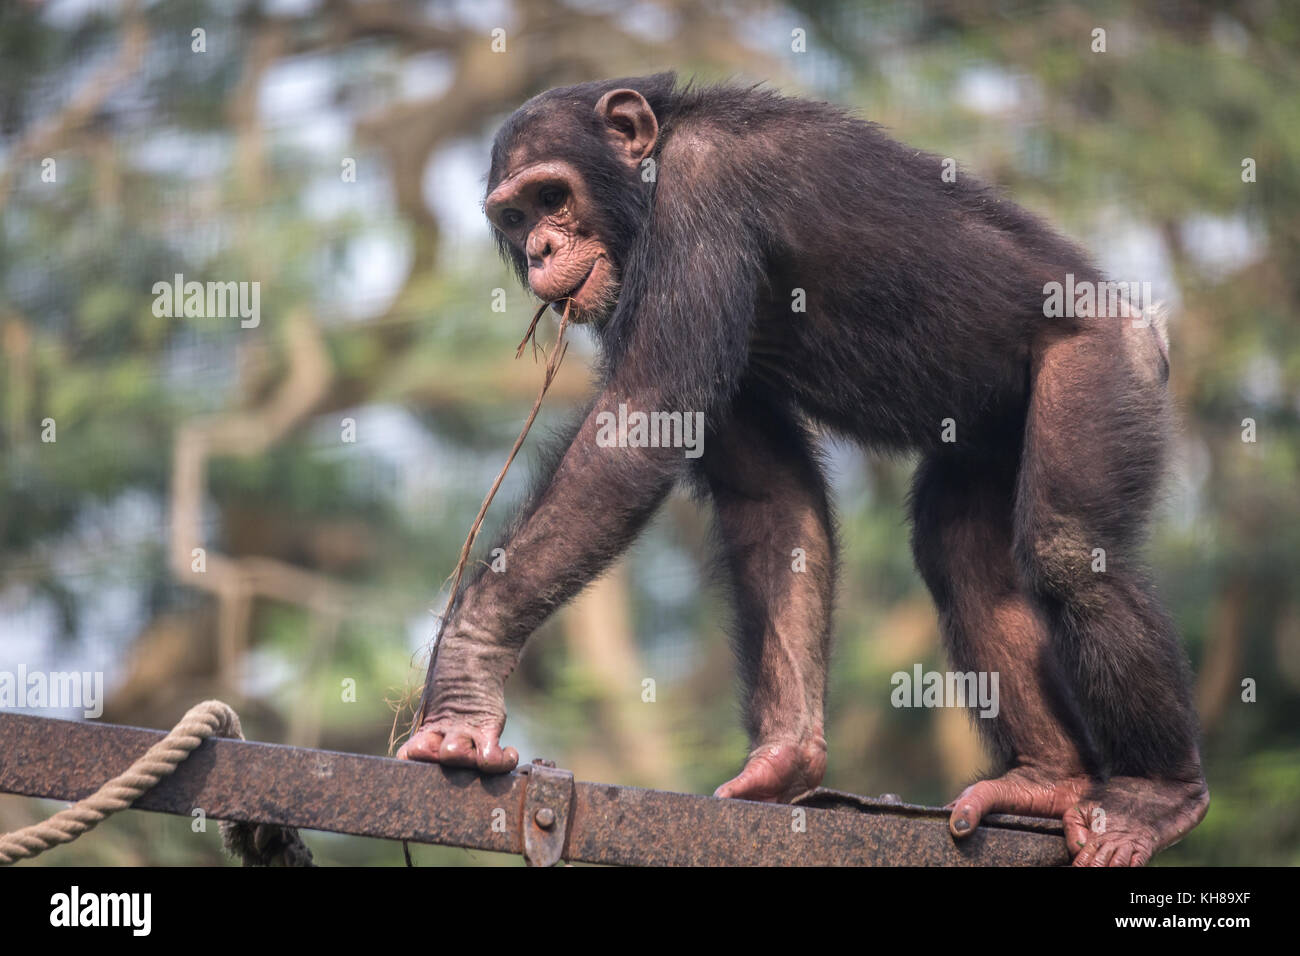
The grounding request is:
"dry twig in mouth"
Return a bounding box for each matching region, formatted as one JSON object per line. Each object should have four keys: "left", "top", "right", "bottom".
{"left": 453, "top": 297, "right": 572, "bottom": 587}
{"left": 401, "top": 298, "right": 574, "bottom": 740}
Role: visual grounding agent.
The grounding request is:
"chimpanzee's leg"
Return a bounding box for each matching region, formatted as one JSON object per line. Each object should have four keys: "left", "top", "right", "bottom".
{"left": 910, "top": 440, "right": 1100, "bottom": 839}
{"left": 929, "top": 315, "right": 1207, "bottom": 865}
{"left": 700, "top": 388, "right": 835, "bottom": 803}
{"left": 1006, "top": 316, "right": 1207, "bottom": 865}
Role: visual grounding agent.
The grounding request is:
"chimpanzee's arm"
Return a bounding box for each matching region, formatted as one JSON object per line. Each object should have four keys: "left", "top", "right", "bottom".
{"left": 405, "top": 180, "right": 760, "bottom": 769}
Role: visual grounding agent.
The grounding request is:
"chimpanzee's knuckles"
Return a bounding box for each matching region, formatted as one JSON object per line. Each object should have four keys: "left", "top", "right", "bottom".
{"left": 397, "top": 729, "right": 446, "bottom": 762}
{"left": 467, "top": 730, "right": 516, "bottom": 772}
{"left": 435, "top": 729, "right": 482, "bottom": 766}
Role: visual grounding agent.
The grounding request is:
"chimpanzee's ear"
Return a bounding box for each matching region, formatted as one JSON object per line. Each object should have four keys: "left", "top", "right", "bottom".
{"left": 594, "top": 89, "right": 658, "bottom": 166}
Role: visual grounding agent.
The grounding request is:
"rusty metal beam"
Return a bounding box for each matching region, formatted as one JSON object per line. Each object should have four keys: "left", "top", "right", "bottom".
{"left": 0, "top": 712, "right": 1068, "bottom": 865}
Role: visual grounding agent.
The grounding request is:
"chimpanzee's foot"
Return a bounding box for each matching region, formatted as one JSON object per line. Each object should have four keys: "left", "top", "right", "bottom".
{"left": 947, "top": 766, "right": 1208, "bottom": 866}
{"left": 713, "top": 737, "right": 827, "bottom": 803}
{"left": 947, "top": 766, "right": 1084, "bottom": 836}
{"left": 397, "top": 714, "right": 519, "bottom": 773}
{"left": 1064, "top": 775, "right": 1209, "bottom": 867}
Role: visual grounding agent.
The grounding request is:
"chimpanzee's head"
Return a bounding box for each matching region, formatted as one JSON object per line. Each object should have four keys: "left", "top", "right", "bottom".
{"left": 484, "top": 74, "right": 677, "bottom": 324}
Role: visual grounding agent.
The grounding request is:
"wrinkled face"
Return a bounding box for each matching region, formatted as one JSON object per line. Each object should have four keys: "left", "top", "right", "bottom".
{"left": 485, "top": 88, "right": 660, "bottom": 325}
{"left": 485, "top": 159, "right": 618, "bottom": 324}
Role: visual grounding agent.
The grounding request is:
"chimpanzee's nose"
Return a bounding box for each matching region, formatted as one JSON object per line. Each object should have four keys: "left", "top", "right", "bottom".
{"left": 526, "top": 233, "right": 553, "bottom": 270}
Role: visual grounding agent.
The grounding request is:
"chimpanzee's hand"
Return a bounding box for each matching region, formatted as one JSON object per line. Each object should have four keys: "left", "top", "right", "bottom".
{"left": 397, "top": 712, "right": 519, "bottom": 772}
{"left": 397, "top": 628, "right": 520, "bottom": 773}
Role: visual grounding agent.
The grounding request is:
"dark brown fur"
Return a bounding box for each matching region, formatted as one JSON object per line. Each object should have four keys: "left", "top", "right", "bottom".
{"left": 415, "top": 73, "right": 1200, "bottom": 808}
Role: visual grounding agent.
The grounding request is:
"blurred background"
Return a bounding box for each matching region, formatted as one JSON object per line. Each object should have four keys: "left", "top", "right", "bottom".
{"left": 1, "top": 0, "right": 1297, "bottom": 866}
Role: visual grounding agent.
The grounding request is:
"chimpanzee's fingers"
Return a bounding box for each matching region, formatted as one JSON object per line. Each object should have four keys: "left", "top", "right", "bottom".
{"left": 397, "top": 729, "right": 445, "bottom": 762}
{"left": 436, "top": 730, "right": 481, "bottom": 767}
{"left": 471, "top": 732, "right": 518, "bottom": 773}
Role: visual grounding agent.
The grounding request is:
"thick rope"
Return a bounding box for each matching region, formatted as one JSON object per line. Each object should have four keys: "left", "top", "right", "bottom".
{"left": 0, "top": 699, "right": 313, "bottom": 866}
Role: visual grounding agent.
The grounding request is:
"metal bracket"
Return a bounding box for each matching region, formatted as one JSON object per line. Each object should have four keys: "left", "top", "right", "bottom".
{"left": 520, "top": 761, "right": 575, "bottom": 867}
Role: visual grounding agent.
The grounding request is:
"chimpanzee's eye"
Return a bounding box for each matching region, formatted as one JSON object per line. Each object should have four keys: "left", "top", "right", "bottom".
{"left": 539, "top": 186, "right": 564, "bottom": 209}
{"left": 501, "top": 209, "right": 524, "bottom": 228}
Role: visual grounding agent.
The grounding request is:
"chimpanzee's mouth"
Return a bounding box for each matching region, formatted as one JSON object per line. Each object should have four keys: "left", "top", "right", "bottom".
{"left": 551, "top": 259, "right": 601, "bottom": 312}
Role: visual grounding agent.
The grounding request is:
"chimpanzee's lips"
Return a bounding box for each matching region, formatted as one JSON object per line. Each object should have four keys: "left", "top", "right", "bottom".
{"left": 550, "top": 259, "right": 600, "bottom": 312}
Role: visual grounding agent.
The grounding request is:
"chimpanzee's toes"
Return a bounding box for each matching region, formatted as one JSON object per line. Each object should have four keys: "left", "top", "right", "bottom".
{"left": 1072, "top": 832, "right": 1154, "bottom": 867}
{"left": 947, "top": 771, "right": 1081, "bottom": 839}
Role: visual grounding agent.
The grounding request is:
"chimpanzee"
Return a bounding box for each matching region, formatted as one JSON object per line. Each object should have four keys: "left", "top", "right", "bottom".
{"left": 398, "top": 73, "right": 1209, "bottom": 866}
